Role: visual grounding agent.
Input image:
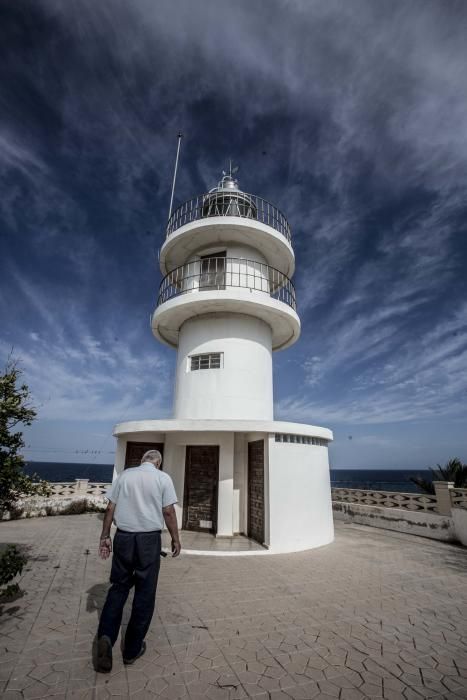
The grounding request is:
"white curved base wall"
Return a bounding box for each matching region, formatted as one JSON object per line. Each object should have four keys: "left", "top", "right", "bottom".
{"left": 267, "top": 438, "right": 334, "bottom": 553}
{"left": 113, "top": 420, "right": 334, "bottom": 555}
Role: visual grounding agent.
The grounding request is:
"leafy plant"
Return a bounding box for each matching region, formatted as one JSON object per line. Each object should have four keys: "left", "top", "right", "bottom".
{"left": 0, "top": 545, "right": 27, "bottom": 599}
{"left": 48, "top": 500, "right": 105, "bottom": 516}
{"left": 0, "top": 359, "right": 50, "bottom": 514}
{"left": 410, "top": 458, "right": 467, "bottom": 494}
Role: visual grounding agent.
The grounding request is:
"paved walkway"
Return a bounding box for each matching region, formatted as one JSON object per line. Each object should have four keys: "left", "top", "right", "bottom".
{"left": 0, "top": 515, "right": 466, "bottom": 699}
{"left": 166, "top": 531, "right": 265, "bottom": 554}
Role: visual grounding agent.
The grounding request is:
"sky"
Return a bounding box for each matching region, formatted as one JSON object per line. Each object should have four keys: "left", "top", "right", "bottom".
{"left": 1, "top": 0, "right": 467, "bottom": 470}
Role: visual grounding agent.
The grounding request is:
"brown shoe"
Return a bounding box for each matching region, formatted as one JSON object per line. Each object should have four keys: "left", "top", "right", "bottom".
{"left": 97, "top": 635, "right": 112, "bottom": 673}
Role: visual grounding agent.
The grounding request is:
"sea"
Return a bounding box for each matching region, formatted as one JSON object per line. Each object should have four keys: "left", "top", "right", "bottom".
{"left": 25, "top": 462, "right": 433, "bottom": 493}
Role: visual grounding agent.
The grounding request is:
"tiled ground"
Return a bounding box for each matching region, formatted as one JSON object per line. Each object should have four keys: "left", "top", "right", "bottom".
{"left": 166, "top": 530, "right": 265, "bottom": 553}
{"left": 0, "top": 515, "right": 466, "bottom": 699}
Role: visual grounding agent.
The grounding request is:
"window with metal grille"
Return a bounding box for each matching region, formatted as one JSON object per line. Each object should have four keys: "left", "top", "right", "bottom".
{"left": 190, "top": 353, "right": 223, "bottom": 371}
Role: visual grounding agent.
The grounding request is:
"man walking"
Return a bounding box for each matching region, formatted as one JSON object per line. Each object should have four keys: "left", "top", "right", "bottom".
{"left": 96, "top": 450, "right": 181, "bottom": 672}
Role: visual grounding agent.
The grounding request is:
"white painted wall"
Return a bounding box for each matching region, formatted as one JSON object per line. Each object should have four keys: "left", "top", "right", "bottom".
{"left": 267, "top": 437, "right": 334, "bottom": 553}
{"left": 217, "top": 432, "right": 235, "bottom": 537}
{"left": 174, "top": 314, "right": 273, "bottom": 420}
{"left": 161, "top": 434, "right": 186, "bottom": 527}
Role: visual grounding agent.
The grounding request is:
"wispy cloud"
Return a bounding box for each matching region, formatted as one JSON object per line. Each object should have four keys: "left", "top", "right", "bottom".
{"left": 1, "top": 1, "right": 467, "bottom": 464}
{"left": 277, "top": 302, "right": 467, "bottom": 425}
{"left": 0, "top": 272, "right": 173, "bottom": 423}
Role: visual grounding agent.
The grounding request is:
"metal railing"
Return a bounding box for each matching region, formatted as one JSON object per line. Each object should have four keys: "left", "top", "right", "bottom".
{"left": 166, "top": 191, "right": 292, "bottom": 243}
{"left": 157, "top": 256, "right": 297, "bottom": 311}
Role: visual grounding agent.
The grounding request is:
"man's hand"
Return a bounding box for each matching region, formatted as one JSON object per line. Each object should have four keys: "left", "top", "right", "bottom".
{"left": 98, "top": 502, "right": 116, "bottom": 560}
{"left": 99, "top": 536, "right": 112, "bottom": 560}
{"left": 163, "top": 504, "right": 181, "bottom": 557}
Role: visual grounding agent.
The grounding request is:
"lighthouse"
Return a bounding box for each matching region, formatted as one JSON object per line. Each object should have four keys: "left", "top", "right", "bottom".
{"left": 113, "top": 169, "right": 334, "bottom": 553}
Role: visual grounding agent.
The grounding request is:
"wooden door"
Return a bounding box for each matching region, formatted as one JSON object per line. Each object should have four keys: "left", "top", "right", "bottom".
{"left": 125, "top": 442, "right": 164, "bottom": 469}
{"left": 183, "top": 446, "right": 219, "bottom": 533}
{"left": 248, "top": 440, "right": 264, "bottom": 544}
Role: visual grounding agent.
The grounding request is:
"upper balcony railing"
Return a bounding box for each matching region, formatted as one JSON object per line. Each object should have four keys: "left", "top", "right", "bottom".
{"left": 166, "top": 190, "right": 292, "bottom": 243}
{"left": 157, "top": 256, "right": 297, "bottom": 311}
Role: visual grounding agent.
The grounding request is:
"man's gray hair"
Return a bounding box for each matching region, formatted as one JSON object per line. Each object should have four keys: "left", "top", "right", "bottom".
{"left": 141, "top": 449, "right": 162, "bottom": 466}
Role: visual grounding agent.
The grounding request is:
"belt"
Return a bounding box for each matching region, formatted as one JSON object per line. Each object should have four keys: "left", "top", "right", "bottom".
{"left": 116, "top": 528, "right": 162, "bottom": 534}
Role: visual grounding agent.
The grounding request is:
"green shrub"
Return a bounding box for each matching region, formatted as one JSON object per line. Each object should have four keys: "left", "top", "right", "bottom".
{"left": 411, "top": 458, "right": 467, "bottom": 494}
{"left": 0, "top": 361, "right": 51, "bottom": 514}
{"left": 0, "top": 545, "right": 27, "bottom": 599}
{"left": 49, "top": 499, "right": 105, "bottom": 516}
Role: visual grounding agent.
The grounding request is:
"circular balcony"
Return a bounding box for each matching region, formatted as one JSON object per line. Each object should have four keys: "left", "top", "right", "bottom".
{"left": 160, "top": 191, "right": 295, "bottom": 279}
{"left": 166, "top": 192, "right": 291, "bottom": 242}
{"left": 152, "top": 257, "right": 300, "bottom": 350}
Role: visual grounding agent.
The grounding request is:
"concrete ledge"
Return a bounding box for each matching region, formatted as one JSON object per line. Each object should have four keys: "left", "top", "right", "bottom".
{"left": 151, "top": 288, "right": 301, "bottom": 350}
{"left": 113, "top": 418, "right": 333, "bottom": 441}
{"left": 333, "top": 501, "right": 457, "bottom": 542}
{"left": 160, "top": 217, "right": 295, "bottom": 277}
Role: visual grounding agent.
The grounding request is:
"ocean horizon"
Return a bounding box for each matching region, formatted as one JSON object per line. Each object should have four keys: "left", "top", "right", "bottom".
{"left": 25, "top": 461, "right": 433, "bottom": 493}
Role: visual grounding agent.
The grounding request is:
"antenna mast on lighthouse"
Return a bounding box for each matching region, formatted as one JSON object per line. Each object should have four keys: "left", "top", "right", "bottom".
{"left": 168, "top": 132, "right": 183, "bottom": 221}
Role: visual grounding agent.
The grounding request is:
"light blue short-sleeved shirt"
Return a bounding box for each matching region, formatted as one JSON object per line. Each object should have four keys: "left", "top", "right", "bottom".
{"left": 106, "top": 462, "right": 178, "bottom": 533}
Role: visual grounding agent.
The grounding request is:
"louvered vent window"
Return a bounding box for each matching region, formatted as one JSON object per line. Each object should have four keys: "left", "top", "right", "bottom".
{"left": 275, "top": 433, "right": 328, "bottom": 446}
{"left": 190, "top": 353, "right": 222, "bottom": 371}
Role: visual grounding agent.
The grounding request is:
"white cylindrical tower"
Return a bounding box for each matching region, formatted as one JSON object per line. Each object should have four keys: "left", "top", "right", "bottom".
{"left": 174, "top": 314, "right": 273, "bottom": 420}
{"left": 152, "top": 173, "right": 301, "bottom": 420}
{"left": 115, "top": 168, "right": 334, "bottom": 553}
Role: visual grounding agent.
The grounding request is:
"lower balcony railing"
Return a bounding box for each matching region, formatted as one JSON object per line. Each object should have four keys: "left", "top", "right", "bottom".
{"left": 157, "top": 257, "right": 297, "bottom": 311}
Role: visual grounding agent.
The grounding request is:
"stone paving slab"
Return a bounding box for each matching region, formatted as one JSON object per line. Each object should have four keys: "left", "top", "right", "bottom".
{"left": 166, "top": 531, "right": 265, "bottom": 553}
{"left": 0, "top": 515, "right": 466, "bottom": 699}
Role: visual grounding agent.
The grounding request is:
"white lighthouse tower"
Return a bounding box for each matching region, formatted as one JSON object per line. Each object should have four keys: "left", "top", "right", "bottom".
{"left": 113, "top": 168, "right": 334, "bottom": 553}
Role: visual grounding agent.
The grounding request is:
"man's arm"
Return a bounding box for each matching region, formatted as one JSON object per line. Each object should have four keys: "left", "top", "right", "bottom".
{"left": 98, "top": 501, "right": 116, "bottom": 560}
{"left": 162, "top": 505, "right": 181, "bottom": 557}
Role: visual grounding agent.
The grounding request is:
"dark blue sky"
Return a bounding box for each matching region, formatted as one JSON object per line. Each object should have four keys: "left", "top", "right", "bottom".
{"left": 1, "top": 0, "right": 467, "bottom": 468}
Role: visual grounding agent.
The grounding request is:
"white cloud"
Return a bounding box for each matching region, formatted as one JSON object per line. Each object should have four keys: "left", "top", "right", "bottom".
{"left": 279, "top": 302, "right": 467, "bottom": 425}
{"left": 0, "top": 330, "right": 172, "bottom": 423}
{"left": 1, "top": 271, "right": 172, "bottom": 424}
{"left": 2, "top": 0, "right": 467, "bottom": 463}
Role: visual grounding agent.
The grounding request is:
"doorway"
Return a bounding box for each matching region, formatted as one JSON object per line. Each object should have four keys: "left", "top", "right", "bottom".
{"left": 124, "top": 441, "right": 164, "bottom": 469}
{"left": 183, "top": 446, "right": 219, "bottom": 533}
{"left": 248, "top": 440, "right": 265, "bottom": 544}
{"left": 199, "top": 252, "right": 226, "bottom": 290}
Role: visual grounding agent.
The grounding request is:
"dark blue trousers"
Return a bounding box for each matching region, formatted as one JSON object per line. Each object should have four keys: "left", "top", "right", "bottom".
{"left": 98, "top": 529, "right": 161, "bottom": 659}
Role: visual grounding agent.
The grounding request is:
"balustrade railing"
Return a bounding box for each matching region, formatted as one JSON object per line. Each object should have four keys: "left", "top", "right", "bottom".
{"left": 47, "top": 481, "right": 110, "bottom": 498}
{"left": 451, "top": 488, "right": 467, "bottom": 510}
{"left": 166, "top": 192, "right": 292, "bottom": 243}
{"left": 157, "top": 256, "right": 297, "bottom": 311}
{"left": 48, "top": 483, "right": 77, "bottom": 498}
{"left": 331, "top": 487, "right": 438, "bottom": 513}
